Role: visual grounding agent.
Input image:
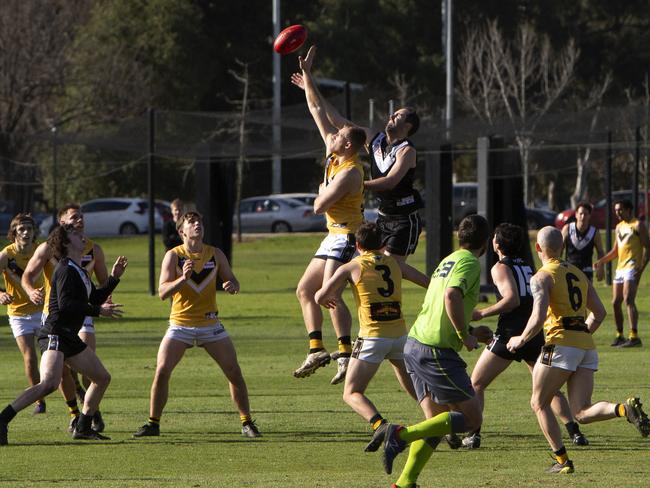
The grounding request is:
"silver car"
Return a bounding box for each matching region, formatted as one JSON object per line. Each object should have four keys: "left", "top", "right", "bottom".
{"left": 237, "top": 195, "right": 326, "bottom": 233}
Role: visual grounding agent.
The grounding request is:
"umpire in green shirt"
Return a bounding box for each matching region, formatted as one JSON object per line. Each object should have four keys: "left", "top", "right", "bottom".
{"left": 369, "top": 215, "right": 491, "bottom": 487}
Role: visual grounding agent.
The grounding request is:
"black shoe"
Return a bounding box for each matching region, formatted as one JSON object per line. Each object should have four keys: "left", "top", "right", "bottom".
{"left": 72, "top": 428, "right": 110, "bottom": 440}
{"left": 241, "top": 421, "right": 262, "bottom": 438}
{"left": 68, "top": 415, "right": 80, "bottom": 433}
{"left": 133, "top": 423, "right": 160, "bottom": 437}
{"left": 364, "top": 422, "right": 388, "bottom": 452}
{"left": 33, "top": 401, "right": 46, "bottom": 415}
{"left": 610, "top": 336, "right": 626, "bottom": 347}
{"left": 444, "top": 433, "right": 462, "bottom": 449}
{"left": 0, "top": 421, "right": 7, "bottom": 446}
{"left": 620, "top": 337, "right": 642, "bottom": 348}
{"left": 382, "top": 423, "right": 407, "bottom": 475}
{"left": 572, "top": 432, "right": 589, "bottom": 446}
{"left": 91, "top": 411, "right": 105, "bottom": 433}
{"left": 625, "top": 397, "right": 650, "bottom": 437}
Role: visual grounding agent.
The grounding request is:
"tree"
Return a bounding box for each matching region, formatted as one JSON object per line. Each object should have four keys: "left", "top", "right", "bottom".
{"left": 457, "top": 20, "right": 579, "bottom": 204}
{"left": 0, "top": 0, "right": 91, "bottom": 210}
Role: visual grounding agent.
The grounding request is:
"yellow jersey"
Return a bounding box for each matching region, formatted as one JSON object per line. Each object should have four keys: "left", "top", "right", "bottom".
{"left": 616, "top": 219, "right": 644, "bottom": 271}
{"left": 2, "top": 243, "right": 43, "bottom": 317}
{"left": 169, "top": 244, "right": 220, "bottom": 327}
{"left": 324, "top": 154, "right": 364, "bottom": 234}
{"left": 351, "top": 252, "right": 407, "bottom": 338}
{"left": 43, "top": 239, "right": 95, "bottom": 316}
{"left": 539, "top": 258, "right": 595, "bottom": 350}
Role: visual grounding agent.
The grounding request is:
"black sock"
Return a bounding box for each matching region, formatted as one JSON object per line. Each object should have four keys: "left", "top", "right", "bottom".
{"left": 425, "top": 436, "right": 442, "bottom": 449}
{"left": 565, "top": 421, "right": 581, "bottom": 436}
{"left": 0, "top": 405, "right": 17, "bottom": 424}
{"left": 77, "top": 413, "right": 92, "bottom": 432}
{"left": 369, "top": 413, "right": 385, "bottom": 430}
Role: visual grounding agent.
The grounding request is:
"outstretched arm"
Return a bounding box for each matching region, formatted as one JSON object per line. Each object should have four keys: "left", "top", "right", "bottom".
{"left": 291, "top": 69, "right": 373, "bottom": 144}
{"left": 473, "top": 263, "right": 520, "bottom": 320}
{"left": 507, "top": 272, "right": 551, "bottom": 351}
{"left": 398, "top": 261, "right": 429, "bottom": 288}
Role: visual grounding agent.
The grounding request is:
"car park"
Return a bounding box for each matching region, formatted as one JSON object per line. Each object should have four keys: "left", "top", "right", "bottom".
{"left": 39, "top": 198, "right": 169, "bottom": 236}
{"left": 237, "top": 195, "right": 326, "bottom": 233}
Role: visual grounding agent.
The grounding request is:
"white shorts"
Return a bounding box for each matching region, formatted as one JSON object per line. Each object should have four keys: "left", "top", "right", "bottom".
{"left": 351, "top": 335, "right": 407, "bottom": 364}
{"left": 613, "top": 268, "right": 638, "bottom": 284}
{"left": 315, "top": 233, "right": 357, "bottom": 263}
{"left": 79, "top": 316, "right": 95, "bottom": 335}
{"left": 9, "top": 313, "right": 43, "bottom": 339}
{"left": 538, "top": 344, "right": 598, "bottom": 372}
{"left": 165, "top": 322, "right": 229, "bottom": 347}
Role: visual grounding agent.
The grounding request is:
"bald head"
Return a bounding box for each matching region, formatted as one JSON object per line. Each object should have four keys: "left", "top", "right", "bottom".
{"left": 537, "top": 226, "right": 564, "bottom": 256}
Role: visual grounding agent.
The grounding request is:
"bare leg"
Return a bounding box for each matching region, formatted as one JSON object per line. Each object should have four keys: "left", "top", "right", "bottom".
{"left": 66, "top": 347, "right": 111, "bottom": 416}
{"left": 203, "top": 337, "right": 251, "bottom": 416}
{"left": 148, "top": 337, "right": 187, "bottom": 418}
{"left": 78, "top": 330, "right": 96, "bottom": 389}
{"left": 530, "top": 363, "right": 572, "bottom": 451}
{"left": 323, "top": 259, "right": 351, "bottom": 339}
{"left": 471, "top": 348, "right": 512, "bottom": 421}
{"left": 342, "top": 358, "right": 382, "bottom": 421}
{"left": 296, "top": 259, "right": 326, "bottom": 334}
{"left": 10, "top": 350, "right": 64, "bottom": 412}
{"left": 623, "top": 279, "right": 639, "bottom": 334}
{"left": 15, "top": 334, "right": 40, "bottom": 387}
{"left": 389, "top": 359, "right": 418, "bottom": 402}
{"left": 567, "top": 367, "right": 617, "bottom": 423}
{"left": 524, "top": 361, "right": 573, "bottom": 424}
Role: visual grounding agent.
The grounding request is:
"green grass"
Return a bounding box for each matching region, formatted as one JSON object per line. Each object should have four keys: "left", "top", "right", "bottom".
{"left": 1, "top": 234, "right": 649, "bottom": 487}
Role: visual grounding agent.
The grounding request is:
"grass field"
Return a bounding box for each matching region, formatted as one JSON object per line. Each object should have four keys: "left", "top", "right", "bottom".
{"left": 1, "top": 233, "right": 649, "bottom": 487}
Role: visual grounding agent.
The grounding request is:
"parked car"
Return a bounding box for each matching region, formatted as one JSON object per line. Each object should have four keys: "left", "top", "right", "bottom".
{"left": 554, "top": 190, "right": 649, "bottom": 229}
{"left": 526, "top": 207, "right": 557, "bottom": 229}
{"left": 274, "top": 192, "right": 379, "bottom": 223}
{"left": 237, "top": 195, "right": 326, "bottom": 233}
{"left": 39, "top": 198, "right": 168, "bottom": 236}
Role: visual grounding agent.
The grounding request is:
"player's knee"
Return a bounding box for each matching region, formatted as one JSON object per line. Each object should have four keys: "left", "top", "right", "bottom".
{"left": 295, "top": 284, "right": 313, "bottom": 303}
{"left": 612, "top": 296, "right": 623, "bottom": 307}
{"left": 96, "top": 370, "right": 111, "bottom": 387}
{"left": 623, "top": 295, "right": 635, "bottom": 307}
{"left": 41, "top": 377, "right": 61, "bottom": 395}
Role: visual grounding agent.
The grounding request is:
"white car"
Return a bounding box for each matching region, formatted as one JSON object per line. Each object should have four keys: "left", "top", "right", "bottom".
{"left": 39, "top": 198, "right": 169, "bottom": 236}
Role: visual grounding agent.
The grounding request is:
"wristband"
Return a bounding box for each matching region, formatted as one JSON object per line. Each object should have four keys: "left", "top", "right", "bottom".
{"left": 456, "top": 328, "right": 468, "bottom": 340}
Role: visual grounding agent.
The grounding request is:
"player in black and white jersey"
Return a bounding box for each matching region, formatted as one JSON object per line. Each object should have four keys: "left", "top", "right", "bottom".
{"left": 463, "top": 223, "right": 587, "bottom": 449}
{"left": 562, "top": 202, "right": 604, "bottom": 282}
{"left": 291, "top": 69, "right": 422, "bottom": 262}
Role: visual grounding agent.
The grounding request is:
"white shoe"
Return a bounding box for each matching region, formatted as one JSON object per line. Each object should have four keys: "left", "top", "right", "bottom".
{"left": 330, "top": 356, "right": 349, "bottom": 385}
{"left": 293, "top": 350, "right": 331, "bottom": 378}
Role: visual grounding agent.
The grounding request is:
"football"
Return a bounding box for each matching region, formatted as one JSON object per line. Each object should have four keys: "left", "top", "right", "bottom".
{"left": 273, "top": 24, "right": 308, "bottom": 55}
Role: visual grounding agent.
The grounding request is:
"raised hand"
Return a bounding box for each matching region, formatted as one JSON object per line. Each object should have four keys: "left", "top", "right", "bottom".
{"left": 298, "top": 45, "right": 316, "bottom": 73}
{"left": 111, "top": 256, "right": 128, "bottom": 279}
{"left": 291, "top": 72, "right": 305, "bottom": 90}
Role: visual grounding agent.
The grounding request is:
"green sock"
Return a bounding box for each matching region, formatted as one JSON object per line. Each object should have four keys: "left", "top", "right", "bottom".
{"left": 395, "top": 439, "right": 435, "bottom": 487}
{"left": 398, "top": 412, "right": 453, "bottom": 443}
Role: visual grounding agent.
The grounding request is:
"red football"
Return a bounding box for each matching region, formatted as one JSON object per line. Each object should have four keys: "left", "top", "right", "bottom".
{"left": 273, "top": 24, "right": 307, "bottom": 55}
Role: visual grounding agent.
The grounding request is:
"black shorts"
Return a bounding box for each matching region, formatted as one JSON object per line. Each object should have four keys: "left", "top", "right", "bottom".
{"left": 486, "top": 331, "right": 545, "bottom": 363}
{"left": 37, "top": 329, "right": 87, "bottom": 359}
{"left": 377, "top": 211, "right": 422, "bottom": 256}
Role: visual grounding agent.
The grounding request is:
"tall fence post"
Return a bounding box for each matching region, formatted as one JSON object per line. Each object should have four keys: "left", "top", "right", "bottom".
{"left": 148, "top": 108, "right": 156, "bottom": 296}
{"left": 605, "top": 131, "right": 613, "bottom": 285}
{"left": 635, "top": 126, "right": 641, "bottom": 217}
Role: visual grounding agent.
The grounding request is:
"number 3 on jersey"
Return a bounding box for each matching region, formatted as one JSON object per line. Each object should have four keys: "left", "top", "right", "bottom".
{"left": 512, "top": 264, "right": 533, "bottom": 296}
{"left": 375, "top": 265, "right": 394, "bottom": 297}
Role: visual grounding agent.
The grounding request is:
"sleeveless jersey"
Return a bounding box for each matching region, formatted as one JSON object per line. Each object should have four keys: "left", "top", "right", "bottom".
{"left": 495, "top": 256, "right": 534, "bottom": 336}
{"left": 539, "top": 258, "right": 595, "bottom": 350}
{"left": 369, "top": 132, "right": 423, "bottom": 215}
{"left": 169, "top": 244, "right": 220, "bottom": 327}
{"left": 350, "top": 252, "right": 407, "bottom": 338}
{"left": 2, "top": 243, "right": 43, "bottom": 316}
{"left": 324, "top": 154, "right": 364, "bottom": 234}
{"left": 616, "top": 219, "right": 643, "bottom": 271}
{"left": 43, "top": 239, "right": 95, "bottom": 316}
{"left": 565, "top": 222, "right": 596, "bottom": 274}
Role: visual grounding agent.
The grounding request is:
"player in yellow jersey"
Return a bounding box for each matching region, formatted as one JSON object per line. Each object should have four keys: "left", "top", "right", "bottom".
{"left": 507, "top": 227, "right": 649, "bottom": 474}
{"left": 21, "top": 203, "right": 109, "bottom": 432}
{"left": 291, "top": 46, "right": 369, "bottom": 385}
{"left": 594, "top": 199, "right": 650, "bottom": 347}
{"left": 0, "top": 214, "right": 46, "bottom": 414}
{"left": 315, "top": 222, "right": 429, "bottom": 440}
{"left": 133, "top": 212, "right": 261, "bottom": 438}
